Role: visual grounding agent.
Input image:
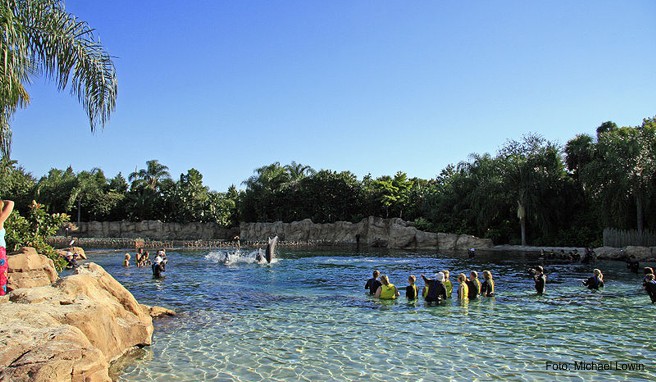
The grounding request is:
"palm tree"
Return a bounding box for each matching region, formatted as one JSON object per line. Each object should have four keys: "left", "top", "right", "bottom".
{"left": 129, "top": 160, "right": 170, "bottom": 192}
{"left": 0, "top": 0, "right": 117, "bottom": 157}
{"left": 285, "top": 161, "right": 316, "bottom": 182}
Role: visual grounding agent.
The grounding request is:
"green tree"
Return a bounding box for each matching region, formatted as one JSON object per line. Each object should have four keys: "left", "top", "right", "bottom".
{"left": 0, "top": 157, "right": 35, "bottom": 211}
{"left": 497, "top": 134, "right": 567, "bottom": 245}
{"left": 35, "top": 167, "right": 77, "bottom": 213}
{"left": 127, "top": 160, "right": 171, "bottom": 220}
{"left": 166, "top": 168, "right": 210, "bottom": 223}
{"left": 581, "top": 119, "right": 656, "bottom": 232}
{"left": 0, "top": 0, "right": 117, "bottom": 157}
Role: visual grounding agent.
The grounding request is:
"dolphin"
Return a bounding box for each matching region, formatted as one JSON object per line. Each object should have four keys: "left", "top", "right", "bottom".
{"left": 265, "top": 235, "right": 278, "bottom": 263}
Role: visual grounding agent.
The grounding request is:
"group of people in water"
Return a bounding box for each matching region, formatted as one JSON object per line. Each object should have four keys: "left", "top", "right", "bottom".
{"left": 123, "top": 248, "right": 168, "bottom": 278}
{"left": 365, "top": 268, "right": 496, "bottom": 303}
{"left": 365, "top": 264, "right": 656, "bottom": 304}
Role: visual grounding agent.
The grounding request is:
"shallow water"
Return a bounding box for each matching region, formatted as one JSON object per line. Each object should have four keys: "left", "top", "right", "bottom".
{"left": 86, "top": 248, "right": 655, "bottom": 381}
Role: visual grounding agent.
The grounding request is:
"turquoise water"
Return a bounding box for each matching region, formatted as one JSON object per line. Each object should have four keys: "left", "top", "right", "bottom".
{"left": 86, "top": 249, "right": 655, "bottom": 381}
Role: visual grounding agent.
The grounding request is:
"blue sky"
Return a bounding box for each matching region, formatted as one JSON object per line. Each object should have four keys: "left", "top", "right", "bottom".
{"left": 10, "top": 0, "right": 656, "bottom": 192}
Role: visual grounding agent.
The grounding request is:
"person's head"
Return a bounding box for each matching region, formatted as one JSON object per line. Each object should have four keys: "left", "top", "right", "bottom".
{"left": 457, "top": 273, "right": 467, "bottom": 283}
{"left": 373, "top": 270, "right": 380, "bottom": 278}
{"left": 436, "top": 272, "right": 445, "bottom": 282}
{"left": 470, "top": 271, "right": 478, "bottom": 280}
{"left": 647, "top": 274, "right": 655, "bottom": 281}
{"left": 593, "top": 269, "right": 603, "bottom": 278}
{"left": 483, "top": 270, "right": 492, "bottom": 280}
{"left": 124, "top": 253, "right": 131, "bottom": 259}
{"left": 442, "top": 270, "right": 450, "bottom": 279}
{"left": 408, "top": 275, "right": 416, "bottom": 284}
{"left": 644, "top": 267, "right": 654, "bottom": 275}
{"left": 380, "top": 275, "right": 390, "bottom": 285}
{"left": 535, "top": 266, "right": 544, "bottom": 274}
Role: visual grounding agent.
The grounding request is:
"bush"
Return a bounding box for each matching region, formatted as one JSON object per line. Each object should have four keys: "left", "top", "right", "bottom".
{"left": 5, "top": 201, "right": 70, "bottom": 270}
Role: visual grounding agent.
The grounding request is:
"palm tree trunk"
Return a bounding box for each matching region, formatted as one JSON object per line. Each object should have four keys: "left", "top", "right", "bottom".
{"left": 636, "top": 193, "right": 644, "bottom": 233}
{"left": 77, "top": 197, "right": 82, "bottom": 226}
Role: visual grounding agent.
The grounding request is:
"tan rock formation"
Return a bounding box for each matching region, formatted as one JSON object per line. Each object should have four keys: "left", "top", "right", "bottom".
{"left": 0, "top": 257, "right": 154, "bottom": 382}
{"left": 6, "top": 248, "right": 59, "bottom": 291}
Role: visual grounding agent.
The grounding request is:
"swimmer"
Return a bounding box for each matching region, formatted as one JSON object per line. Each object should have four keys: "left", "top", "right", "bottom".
{"left": 457, "top": 273, "right": 469, "bottom": 301}
{"left": 481, "top": 270, "right": 495, "bottom": 297}
{"left": 365, "top": 270, "right": 382, "bottom": 295}
{"left": 406, "top": 275, "right": 418, "bottom": 300}
{"left": 374, "top": 275, "right": 400, "bottom": 300}
{"left": 582, "top": 268, "right": 604, "bottom": 290}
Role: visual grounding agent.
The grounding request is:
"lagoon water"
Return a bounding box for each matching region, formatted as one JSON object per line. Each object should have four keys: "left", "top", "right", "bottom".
{"left": 86, "top": 248, "right": 655, "bottom": 381}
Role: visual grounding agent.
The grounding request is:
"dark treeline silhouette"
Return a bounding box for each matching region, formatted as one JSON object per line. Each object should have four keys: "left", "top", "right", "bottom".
{"left": 2, "top": 117, "right": 656, "bottom": 247}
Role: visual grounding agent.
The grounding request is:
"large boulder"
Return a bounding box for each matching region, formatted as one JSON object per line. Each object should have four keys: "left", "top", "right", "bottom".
{"left": 6, "top": 247, "right": 59, "bottom": 291}
{"left": 0, "top": 260, "right": 154, "bottom": 382}
{"left": 623, "top": 246, "right": 653, "bottom": 261}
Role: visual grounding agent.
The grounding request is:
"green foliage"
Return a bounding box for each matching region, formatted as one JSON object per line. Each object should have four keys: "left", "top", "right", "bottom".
{"left": 4, "top": 201, "right": 70, "bottom": 271}
{"left": 2, "top": 116, "right": 656, "bottom": 248}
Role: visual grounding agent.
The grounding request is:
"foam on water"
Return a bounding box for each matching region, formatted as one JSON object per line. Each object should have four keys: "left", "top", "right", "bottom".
{"left": 205, "top": 249, "right": 279, "bottom": 265}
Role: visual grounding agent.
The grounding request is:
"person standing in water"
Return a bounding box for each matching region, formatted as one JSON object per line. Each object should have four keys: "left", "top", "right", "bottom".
{"left": 481, "top": 270, "right": 495, "bottom": 297}
{"left": 442, "top": 270, "right": 453, "bottom": 298}
{"left": 365, "top": 270, "right": 382, "bottom": 295}
{"left": 583, "top": 268, "right": 604, "bottom": 290}
{"left": 644, "top": 274, "right": 656, "bottom": 303}
{"left": 457, "top": 273, "right": 469, "bottom": 301}
{"left": 467, "top": 271, "right": 481, "bottom": 299}
{"left": 0, "top": 200, "right": 15, "bottom": 296}
{"left": 405, "top": 275, "right": 419, "bottom": 300}
{"left": 533, "top": 266, "right": 547, "bottom": 295}
{"left": 421, "top": 272, "right": 447, "bottom": 304}
{"left": 375, "top": 275, "right": 400, "bottom": 300}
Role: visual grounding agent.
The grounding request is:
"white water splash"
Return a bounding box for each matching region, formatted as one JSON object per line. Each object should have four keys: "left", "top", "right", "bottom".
{"left": 204, "top": 249, "right": 277, "bottom": 265}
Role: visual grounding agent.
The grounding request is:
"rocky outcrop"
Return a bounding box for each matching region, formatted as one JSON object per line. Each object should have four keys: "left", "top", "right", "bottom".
{"left": 240, "top": 217, "right": 494, "bottom": 250}
{"left": 0, "top": 255, "right": 156, "bottom": 382}
{"left": 6, "top": 248, "right": 59, "bottom": 291}
{"left": 76, "top": 220, "right": 238, "bottom": 240}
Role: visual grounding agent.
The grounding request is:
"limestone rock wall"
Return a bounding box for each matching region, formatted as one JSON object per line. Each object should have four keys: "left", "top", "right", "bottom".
{"left": 76, "top": 220, "right": 237, "bottom": 240}
{"left": 240, "top": 217, "right": 493, "bottom": 250}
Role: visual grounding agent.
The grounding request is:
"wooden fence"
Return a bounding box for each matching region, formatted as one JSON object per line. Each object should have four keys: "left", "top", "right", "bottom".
{"left": 603, "top": 228, "right": 656, "bottom": 247}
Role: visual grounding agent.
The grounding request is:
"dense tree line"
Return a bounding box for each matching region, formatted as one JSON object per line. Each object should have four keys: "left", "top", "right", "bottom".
{"left": 1, "top": 117, "right": 656, "bottom": 246}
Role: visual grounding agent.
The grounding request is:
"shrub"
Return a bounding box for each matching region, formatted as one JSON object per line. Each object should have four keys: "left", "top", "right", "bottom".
{"left": 5, "top": 201, "right": 70, "bottom": 270}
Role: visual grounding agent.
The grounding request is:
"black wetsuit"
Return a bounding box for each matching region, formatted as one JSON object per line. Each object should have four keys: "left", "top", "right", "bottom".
{"left": 406, "top": 284, "right": 418, "bottom": 300}
{"left": 425, "top": 280, "right": 447, "bottom": 303}
{"left": 583, "top": 276, "right": 603, "bottom": 290}
{"left": 534, "top": 273, "right": 546, "bottom": 295}
{"left": 645, "top": 281, "right": 656, "bottom": 303}
{"left": 466, "top": 279, "right": 480, "bottom": 300}
{"left": 481, "top": 280, "right": 494, "bottom": 297}
{"left": 152, "top": 262, "right": 164, "bottom": 278}
{"left": 365, "top": 278, "right": 382, "bottom": 295}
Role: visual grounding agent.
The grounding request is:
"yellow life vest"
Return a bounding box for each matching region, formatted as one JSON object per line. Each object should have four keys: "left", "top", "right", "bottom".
{"left": 444, "top": 280, "right": 453, "bottom": 298}
{"left": 459, "top": 282, "right": 469, "bottom": 300}
{"left": 380, "top": 283, "right": 397, "bottom": 299}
